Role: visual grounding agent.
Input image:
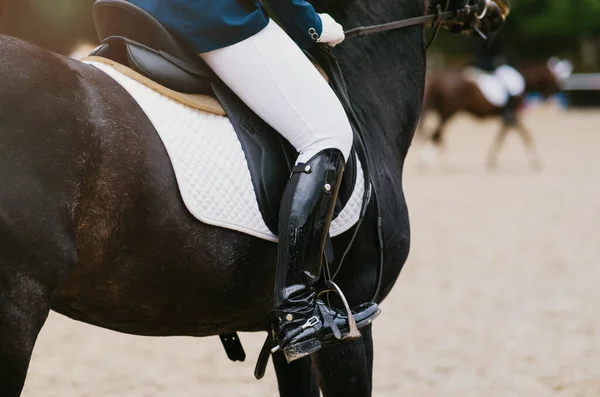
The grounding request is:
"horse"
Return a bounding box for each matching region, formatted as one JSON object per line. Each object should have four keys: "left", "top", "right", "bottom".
{"left": 418, "top": 60, "right": 567, "bottom": 169}
{"left": 0, "top": 1, "right": 508, "bottom": 395}
{"left": 0, "top": 0, "right": 97, "bottom": 57}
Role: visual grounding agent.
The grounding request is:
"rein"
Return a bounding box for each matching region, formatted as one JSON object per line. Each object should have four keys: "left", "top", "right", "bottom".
{"left": 345, "top": 0, "right": 485, "bottom": 45}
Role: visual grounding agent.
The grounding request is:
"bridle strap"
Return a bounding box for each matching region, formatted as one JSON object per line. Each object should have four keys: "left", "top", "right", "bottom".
{"left": 345, "top": 1, "right": 482, "bottom": 40}
{"left": 425, "top": 0, "right": 450, "bottom": 48}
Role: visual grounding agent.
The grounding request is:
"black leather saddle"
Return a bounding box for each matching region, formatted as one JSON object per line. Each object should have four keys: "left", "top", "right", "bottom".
{"left": 91, "top": 0, "right": 358, "bottom": 235}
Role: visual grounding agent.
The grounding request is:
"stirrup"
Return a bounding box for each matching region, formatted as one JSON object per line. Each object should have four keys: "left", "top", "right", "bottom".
{"left": 318, "top": 280, "right": 362, "bottom": 340}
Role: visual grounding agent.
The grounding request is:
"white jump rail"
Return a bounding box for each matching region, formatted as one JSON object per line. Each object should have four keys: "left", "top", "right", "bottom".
{"left": 563, "top": 73, "right": 600, "bottom": 91}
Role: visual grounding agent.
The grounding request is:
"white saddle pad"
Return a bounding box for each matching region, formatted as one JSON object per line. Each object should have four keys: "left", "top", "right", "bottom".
{"left": 464, "top": 66, "right": 526, "bottom": 107}
{"left": 86, "top": 61, "right": 365, "bottom": 242}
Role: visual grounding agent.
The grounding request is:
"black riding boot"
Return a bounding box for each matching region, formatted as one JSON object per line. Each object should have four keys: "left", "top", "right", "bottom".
{"left": 272, "top": 149, "right": 380, "bottom": 363}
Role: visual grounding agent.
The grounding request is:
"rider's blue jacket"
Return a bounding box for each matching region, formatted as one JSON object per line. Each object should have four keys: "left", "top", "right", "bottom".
{"left": 129, "top": 0, "right": 323, "bottom": 52}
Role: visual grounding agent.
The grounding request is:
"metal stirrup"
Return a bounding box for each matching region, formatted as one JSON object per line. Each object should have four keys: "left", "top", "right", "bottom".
{"left": 319, "top": 280, "right": 361, "bottom": 340}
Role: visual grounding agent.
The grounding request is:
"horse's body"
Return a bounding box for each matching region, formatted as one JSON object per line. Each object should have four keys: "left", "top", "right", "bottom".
{"left": 420, "top": 63, "right": 560, "bottom": 168}
{"left": 0, "top": 1, "right": 507, "bottom": 395}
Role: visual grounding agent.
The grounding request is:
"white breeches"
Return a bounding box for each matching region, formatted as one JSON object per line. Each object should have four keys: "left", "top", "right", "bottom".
{"left": 200, "top": 21, "right": 353, "bottom": 164}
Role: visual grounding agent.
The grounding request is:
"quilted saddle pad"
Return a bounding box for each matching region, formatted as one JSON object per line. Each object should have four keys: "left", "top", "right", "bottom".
{"left": 85, "top": 60, "right": 365, "bottom": 242}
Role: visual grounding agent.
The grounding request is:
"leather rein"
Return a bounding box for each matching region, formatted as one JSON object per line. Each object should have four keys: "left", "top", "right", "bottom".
{"left": 344, "top": 0, "right": 487, "bottom": 47}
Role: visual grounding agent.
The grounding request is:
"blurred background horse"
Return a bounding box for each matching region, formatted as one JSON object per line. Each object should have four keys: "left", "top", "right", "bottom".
{"left": 419, "top": 57, "right": 572, "bottom": 169}
{"left": 416, "top": 29, "right": 574, "bottom": 169}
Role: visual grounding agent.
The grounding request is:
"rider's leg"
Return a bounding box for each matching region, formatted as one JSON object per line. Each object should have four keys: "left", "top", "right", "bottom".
{"left": 200, "top": 20, "right": 379, "bottom": 362}
{"left": 200, "top": 20, "right": 350, "bottom": 164}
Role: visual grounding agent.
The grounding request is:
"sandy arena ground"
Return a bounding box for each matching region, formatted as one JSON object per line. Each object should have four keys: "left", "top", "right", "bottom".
{"left": 21, "top": 107, "right": 600, "bottom": 396}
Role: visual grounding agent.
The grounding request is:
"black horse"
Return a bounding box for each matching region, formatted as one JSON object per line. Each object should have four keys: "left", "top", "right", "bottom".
{"left": 0, "top": 1, "right": 508, "bottom": 395}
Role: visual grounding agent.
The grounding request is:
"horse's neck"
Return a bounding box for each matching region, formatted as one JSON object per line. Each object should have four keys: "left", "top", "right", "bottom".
{"left": 322, "top": 0, "right": 426, "bottom": 170}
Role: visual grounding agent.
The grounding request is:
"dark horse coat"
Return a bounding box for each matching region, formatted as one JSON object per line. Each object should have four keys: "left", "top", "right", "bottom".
{"left": 0, "top": 0, "right": 507, "bottom": 395}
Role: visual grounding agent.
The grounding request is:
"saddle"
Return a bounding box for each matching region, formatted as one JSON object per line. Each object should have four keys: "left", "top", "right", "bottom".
{"left": 90, "top": 0, "right": 359, "bottom": 235}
